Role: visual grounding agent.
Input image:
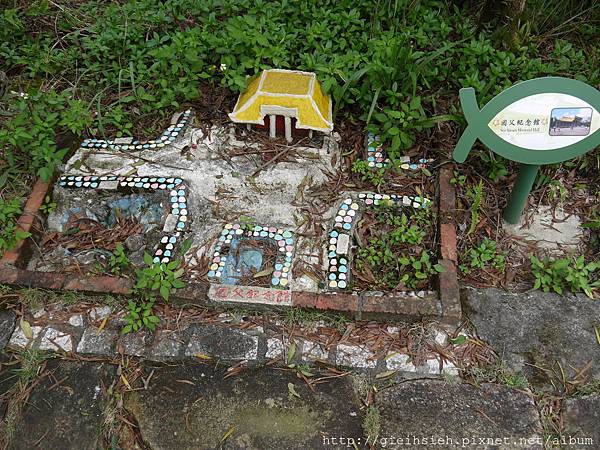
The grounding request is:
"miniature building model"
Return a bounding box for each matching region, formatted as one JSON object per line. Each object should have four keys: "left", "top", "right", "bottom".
{"left": 553, "top": 113, "right": 582, "bottom": 128}
{"left": 229, "top": 69, "right": 333, "bottom": 142}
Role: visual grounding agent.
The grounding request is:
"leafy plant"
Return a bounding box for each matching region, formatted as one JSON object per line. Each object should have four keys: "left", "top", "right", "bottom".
{"left": 123, "top": 299, "right": 159, "bottom": 334}
{"left": 367, "top": 98, "right": 429, "bottom": 159}
{"left": 461, "top": 238, "right": 506, "bottom": 274}
{"left": 0, "top": 197, "right": 29, "bottom": 252}
{"left": 0, "top": 91, "right": 91, "bottom": 181}
{"left": 530, "top": 254, "right": 600, "bottom": 298}
{"left": 108, "top": 243, "right": 131, "bottom": 275}
{"left": 547, "top": 179, "right": 568, "bottom": 205}
{"left": 466, "top": 180, "right": 484, "bottom": 236}
{"left": 478, "top": 151, "right": 508, "bottom": 182}
{"left": 38, "top": 195, "right": 57, "bottom": 215}
{"left": 122, "top": 253, "right": 186, "bottom": 333}
{"left": 351, "top": 159, "right": 385, "bottom": 187}
{"left": 135, "top": 253, "right": 186, "bottom": 301}
{"left": 450, "top": 171, "right": 467, "bottom": 187}
{"left": 356, "top": 205, "right": 443, "bottom": 290}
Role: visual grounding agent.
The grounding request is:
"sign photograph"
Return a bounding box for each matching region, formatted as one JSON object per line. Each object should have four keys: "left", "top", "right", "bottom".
{"left": 549, "top": 107, "right": 592, "bottom": 136}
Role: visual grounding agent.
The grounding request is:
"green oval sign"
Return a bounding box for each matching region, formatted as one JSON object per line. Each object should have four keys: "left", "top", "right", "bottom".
{"left": 453, "top": 77, "right": 600, "bottom": 165}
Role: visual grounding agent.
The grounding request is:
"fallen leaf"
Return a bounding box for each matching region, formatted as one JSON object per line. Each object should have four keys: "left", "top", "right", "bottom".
{"left": 97, "top": 316, "right": 109, "bottom": 335}
{"left": 194, "top": 353, "right": 212, "bottom": 360}
{"left": 449, "top": 335, "right": 467, "bottom": 345}
{"left": 253, "top": 268, "right": 274, "bottom": 278}
{"left": 299, "top": 367, "right": 314, "bottom": 378}
{"left": 375, "top": 370, "right": 397, "bottom": 379}
{"left": 221, "top": 427, "right": 235, "bottom": 443}
{"left": 20, "top": 319, "right": 33, "bottom": 340}
{"left": 176, "top": 379, "right": 195, "bottom": 386}
{"left": 288, "top": 382, "right": 300, "bottom": 399}
{"left": 120, "top": 374, "right": 132, "bottom": 390}
{"left": 595, "top": 326, "right": 600, "bottom": 346}
{"left": 286, "top": 341, "right": 296, "bottom": 365}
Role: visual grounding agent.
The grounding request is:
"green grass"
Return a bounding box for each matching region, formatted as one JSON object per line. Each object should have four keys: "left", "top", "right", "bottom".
{"left": 283, "top": 308, "right": 350, "bottom": 332}
{"left": 0, "top": 0, "right": 598, "bottom": 259}
{"left": 362, "top": 404, "right": 381, "bottom": 443}
{"left": 1, "top": 286, "right": 124, "bottom": 309}
{"left": 12, "top": 348, "right": 51, "bottom": 385}
{"left": 462, "top": 359, "right": 530, "bottom": 389}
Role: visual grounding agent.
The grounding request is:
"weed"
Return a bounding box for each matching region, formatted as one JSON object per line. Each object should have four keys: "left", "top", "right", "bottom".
{"left": 134, "top": 254, "right": 186, "bottom": 302}
{"left": 123, "top": 299, "right": 158, "bottom": 334}
{"left": 283, "top": 308, "right": 349, "bottom": 333}
{"left": 463, "top": 359, "right": 529, "bottom": 389}
{"left": 466, "top": 180, "right": 484, "bottom": 236}
{"left": 13, "top": 348, "right": 51, "bottom": 385}
{"left": 18, "top": 288, "right": 45, "bottom": 310}
{"left": 547, "top": 179, "right": 568, "bottom": 205}
{"left": 450, "top": 171, "right": 467, "bottom": 187}
{"left": 363, "top": 404, "right": 381, "bottom": 443}
{"left": 356, "top": 205, "right": 442, "bottom": 290}
{"left": 477, "top": 151, "right": 508, "bottom": 182}
{"left": 573, "top": 379, "right": 600, "bottom": 397}
{"left": 461, "top": 238, "right": 506, "bottom": 274}
{"left": 38, "top": 195, "right": 57, "bottom": 215}
{"left": 0, "top": 197, "right": 29, "bottom": 252}
{"left": 351, "top": 160, "right": 385, "bottom": 188}
{"left": 530, "top": 255, "right": 600, "bottom": 298}
{"left": 108, "top": 243, "right": 131, "bottom": 276}
{"left": 367, "top": 98, "right": 428, "bottom": 159}
{"left": 50, "top": 290, "right": 83, "bottom": 306}
{"left": 0, "top": 91, "right": 91, "bottom": 181}
{"left": 122, "top": 253, "right": 186, "bottom": 333}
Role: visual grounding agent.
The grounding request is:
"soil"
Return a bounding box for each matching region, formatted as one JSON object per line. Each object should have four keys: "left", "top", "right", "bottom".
{"left": 352, "top": 202, "right": 438, "bottom": 292}
{"left": 453, "top": 155, "right": 599, "bottom": 292}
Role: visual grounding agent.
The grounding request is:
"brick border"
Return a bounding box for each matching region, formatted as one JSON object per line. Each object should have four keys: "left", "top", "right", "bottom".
{"left": 437, "top": 164, "right": 461, "bottom": 325}
{"left": 1, "top": 179, "right": 50, "bottom": 267}
{"left": 0, "top": 169, "right": 460, "bottom": 325}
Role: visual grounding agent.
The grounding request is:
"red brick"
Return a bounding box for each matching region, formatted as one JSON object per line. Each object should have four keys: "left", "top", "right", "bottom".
{"left": 361, "top": 293, "right": 439, "bottom": 317}
{"left": 291, "top": 291, "right": 318, "bottom": 309}
{"left": 177, "top": 282, "right": 210, "bottom": 303}
{"left": 440, "top": 223, "right": 458, "bottom": 262}
{"left": 0, "top": 267, "right": 65, "bottom": 290}
{"left": 315, "top": 292, "right": 359, "bottom": 312}
{"left": 438, "top": 165, "right": 456, "bottom": 214}
{"left": 1, "top": 179, "right": 51, "bottom": 267}
{"left": 63, "top": 275, "right": 132, "bottom": 294}
{"left": 438, "top": 259, "right": 461, "bottom": 326}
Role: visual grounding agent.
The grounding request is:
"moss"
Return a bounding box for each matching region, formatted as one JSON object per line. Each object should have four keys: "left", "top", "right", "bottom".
{"left": 362, "top": 405, "right": 380, "bottom": 442}
{"left": 126, "top": 390, "right": 332, "bottom": 448}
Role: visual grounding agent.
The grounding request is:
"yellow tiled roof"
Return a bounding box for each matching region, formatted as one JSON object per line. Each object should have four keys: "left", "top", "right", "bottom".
{"left": 229, "top": 69, "right": 333, "bottom": 132}
{"left": 558, "top": 115, "right": 575, "bottom": 122}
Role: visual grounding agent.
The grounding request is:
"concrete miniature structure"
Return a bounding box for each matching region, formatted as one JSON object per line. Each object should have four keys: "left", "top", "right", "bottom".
{"left": 502, "top": 204, "right": 584, "bottom": 252}
{"left": 229, "top": 69, "right": 333, "bottom": 142}
{"left": 1, "top": 104, "right": 460, "bottom": 323}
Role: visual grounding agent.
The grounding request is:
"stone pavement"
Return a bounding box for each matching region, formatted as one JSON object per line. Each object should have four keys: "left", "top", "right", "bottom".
{"left": 1, "top": 286, "right": 599, "bottom": 449}
{"left": 8, "top": 360, "right": 114, "bottom": 450}
{"left": 0, "top": 356, "right": 548, "bottom": 450}
{"left": 463, "top": 287, "right": 600, "bottom": 383}
{"left": 3, "top": 304, "right": 459, "bottom": 376}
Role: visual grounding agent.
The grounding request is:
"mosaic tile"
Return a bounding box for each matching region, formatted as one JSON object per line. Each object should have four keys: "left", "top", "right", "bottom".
{"left": 325, "top": 192, "right": 432, "bottom": 291}
{"left": 366, "top": 132, "right": 433, "bottom": 170}
{"left": 79, "top": 110, "right": 194, "bottom": 151}
{"left": 57, "top": 174, "right": 189, "bottom": 265}
{"left": 209, "top": 222, "right": 295, "bottom": 289}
